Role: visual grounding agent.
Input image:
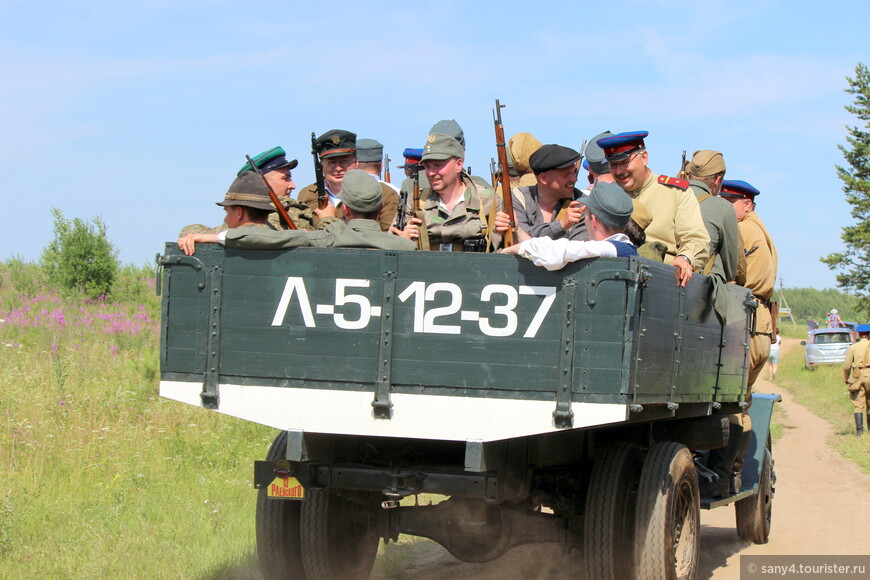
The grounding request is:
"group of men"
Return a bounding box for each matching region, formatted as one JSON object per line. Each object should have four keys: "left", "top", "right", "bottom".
{"left": 177, "top": 123, "right": 779, "bottom": 497}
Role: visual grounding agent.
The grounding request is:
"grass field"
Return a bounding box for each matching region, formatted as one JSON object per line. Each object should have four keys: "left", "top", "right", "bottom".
{"left": 2, "top": 264, "right": 867, "bottom": 579}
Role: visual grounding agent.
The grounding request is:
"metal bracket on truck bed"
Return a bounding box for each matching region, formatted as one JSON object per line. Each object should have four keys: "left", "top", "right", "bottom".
{"left": 372, "top": 253, "right": 400, "bottom": 419}
{"left": 554, "top": 278, "right": 577, "bottom": 429}
{"left": 201, "top": 264, "right": 224, "bottom": 410}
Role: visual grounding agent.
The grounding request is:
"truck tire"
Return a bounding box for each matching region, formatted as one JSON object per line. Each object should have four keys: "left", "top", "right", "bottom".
{"left": 634, "top": 442, "right": 700, "bottom": 580}
{"left": 584, "top": 442, "right": 643, "bottom": 580}
{"left": 300, "top": 489, "right": 379, "bottom": 580}
{"left": 735, "top": 445, "right": 773, "bottom": 544}
{"left": 256, "top": 431, "right": 307, "bottom": 580}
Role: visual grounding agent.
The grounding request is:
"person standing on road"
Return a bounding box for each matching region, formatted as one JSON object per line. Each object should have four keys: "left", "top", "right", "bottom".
{"left": 768, "top": 333, "right": 782, "bottom": 381}
{"left": 843, "top": 324, "right": 870, "bottom": 437}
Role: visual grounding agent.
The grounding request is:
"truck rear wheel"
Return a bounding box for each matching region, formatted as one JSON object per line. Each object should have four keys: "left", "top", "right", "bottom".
{"left": 256, "top": 431, "right": 307, "bottom": 580}
{"left": 584, "top": 442, "right": 643, "bottom": 580}
{"left": 735, "top": 445, "right": 773, "bottom": 544}
{"left": 300, "top": 489, "right": 379, "bottom": 580}
{"left": 634, "top": 442, "right": 700, "bottom": 580}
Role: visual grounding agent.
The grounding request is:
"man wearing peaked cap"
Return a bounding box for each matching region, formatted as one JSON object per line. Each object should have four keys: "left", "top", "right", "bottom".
{"left": 684, "top": 150, "right": 742, "bottom": 283}
{"left": 178, "top": 170, "right": 416, "bottom": 253}
{"left": 598, "top": 130, "right": 710, "bottom": 286}
{"left": 503, "top": 181, "right": 638, "bottom": 270}
{"left": 392, "top": 133, "right": 510, "bottom": 251}
{"left": 297, "top": 129, "right": 358, "bottom": 230}
{"left": 354, "top": 138, "right": 401, "bottom": 231}
{"left": 427, "top": 119, "right": 492, "bottom": 189}
{"left": 498, "top": 144, "right": 588, "bottom": 244}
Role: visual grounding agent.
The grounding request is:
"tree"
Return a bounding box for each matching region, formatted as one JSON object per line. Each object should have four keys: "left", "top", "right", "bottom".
{"left": 40, "top": 207, "right": 119, "bottom": 299}
{"left": 823, "top": 63, "right": 870, "bottom": 316}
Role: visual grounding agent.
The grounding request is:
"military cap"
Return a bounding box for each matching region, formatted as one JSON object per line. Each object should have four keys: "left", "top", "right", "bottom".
{"left": 584, "top": 181, "right": 633, "bottom": 229}
{"left": 356, "top": 138, "right": 384, "bottom": 163}
{"left": 857, "top": 324, "right": 870, "bottom": 334}
{"left": 585, "top": 131, "right": 613, "bottom": 175}
{"left": 508, "top": 132, "right": 543, "bottom": 173}
{"left": 582, "top": 158, "right": 589, "bottom": 170}
{"left": 315, "top": 129, "right": 357, "bottom": 159}
{"left": 216, "top": 171, "right": 276, "bottom": 212}
{"left": 340, "top": 169, "right": 383, "bottom": 213}
{"left": 529, "top": 144, "right": 583, "bottom": 174}
{"left": 421, "top": 133, "right": 464, "bottom": 161}
{"left": 719, "top": 179, "right": 760, "bottom": 200}
{"left": 687, "top": 150, "right": 726, "bottom": 177}
{"left": 429, "top": 119, "right": 465, "bottom": 147}
{"left": 399, "top": 147, "right": 423, "bottom": 168}
{"left": 237, "top": 146, "right": 298, "bottom": 176}
{"left": 598, "top": 131, "right": 649, "bottom": 162}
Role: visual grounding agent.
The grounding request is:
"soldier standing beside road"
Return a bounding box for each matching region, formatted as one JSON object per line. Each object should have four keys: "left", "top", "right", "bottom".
{"left": 843, "top": 323, "right": 870, "bottom": 437}
{"left": 598, "top": 131, "right": 710, "bottom": 286}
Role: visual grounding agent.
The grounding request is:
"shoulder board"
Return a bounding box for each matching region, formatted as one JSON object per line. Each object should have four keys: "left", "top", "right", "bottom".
{"left": 658, "top": 175, "right": 689, "bottom": 190}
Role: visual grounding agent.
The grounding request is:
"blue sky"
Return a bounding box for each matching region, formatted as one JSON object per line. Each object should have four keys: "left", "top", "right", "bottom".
{"left": 1, "top": 0, "right": 867, "bottom": 290}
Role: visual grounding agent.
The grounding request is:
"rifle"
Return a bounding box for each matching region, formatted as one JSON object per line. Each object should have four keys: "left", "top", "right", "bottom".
{"left": 679, "top": 150, "right": 687, "bottom": 179}
{"left": 411, "top": 165, "right": 430, "bottom": 251}
{"left": 310, "top": 132, "right": 329, "bottom": 210}
{"left": 245, "top": 155, "right": 297, "bottom": 230}
{"left": 384, "top": 153, "right": 391, "bottom": 184}
{"left": 493, "top": 98, "right": 515, "bottom": 248}
{"left": 489, "top": 157, "right": 498, "bottom": 189}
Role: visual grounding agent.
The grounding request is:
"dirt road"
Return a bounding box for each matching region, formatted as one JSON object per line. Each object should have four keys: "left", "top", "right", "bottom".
{"left": 372, "top": 338, "right": 870, "bottom": 580}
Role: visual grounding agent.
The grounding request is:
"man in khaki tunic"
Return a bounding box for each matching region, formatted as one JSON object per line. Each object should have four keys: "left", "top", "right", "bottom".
{"left": 597, "top": 131, "right": 709, "bottom": 286}
{"left": 843, "top": 324, "right": 870, "bottom": 436}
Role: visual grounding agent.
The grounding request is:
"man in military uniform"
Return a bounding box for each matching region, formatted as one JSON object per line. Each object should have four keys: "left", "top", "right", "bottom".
{"left": 391, "top": 133, "right": 508, "bottom": 251}
{"left": 179, "top": 170, "right": 415, "bottom": 254}
{"left": 702, "top": 179, "right": 777, "bottom": 498}
{"left": 504, "top": 144, "right": 587, "bottom": 242}
{"left": 598, "top": 131, "right": 710, "bottom": 286}
{"left": 428, "top": 119, "right": 492, "bottom": 189}
{"left": 508, "top": 132, "right": 543, "bottom": 188}
{"left": 684, "top": 150, "right": 742, "bottom": 282}
{"left": 583, "top": 131, "right": 614, "bottom": 189}
{"left": 177, "top": 171, "right": 278, "bottom": 254}
{"left": 297, "top": 129, "right": 358, "bottom": 229}
{"left": 355, "top": 138, "right": 401, "bottom": 230}
{"left": 843, "top": 324, "right": 870, "bottom": 436}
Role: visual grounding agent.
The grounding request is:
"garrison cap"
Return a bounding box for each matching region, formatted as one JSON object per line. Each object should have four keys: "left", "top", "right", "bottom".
{"left": 857, "top": 324, "right": 870, "bottom": 334}
{"left": 598, "top": 131, "right": 649, "bottom": 162}
{"left": 237, "top": 146, "right": 298, "bottom": 176}
{"left": 399, "top": 147, "right": 423, "bottom": 168}
{"left": 585, "top": 131, "right": 613, "bottom": 175}
{"left": 356, "top": 138, "right": 384, "bottom": 163}
{"left": 687, "top": 150, "right": 726, "bottom": 177}
{"left": 584, "top": 181, "right": 634, "bottom": 229}
{"left": 340, "top": 169, "right": 382, "bottom": 213}
{"left": 429, "top": 119, "right": 465, "bottom": 147}
{"left": 719, "top": 179, "right": 760, "bottom": 200}
{"left": 508, "top": 132, "right": 543, "bottom": 173}
{"left": 529, "top": 144, "right": 583, "bottom": 174}
{"left": 315, "top": 129, "right": 357, "bottom": 159}
{"left": 421, "top": 133, "right": 464, "bottom": 161}
{"left": 216, "top": 171, "right": 276, "bottom": 212}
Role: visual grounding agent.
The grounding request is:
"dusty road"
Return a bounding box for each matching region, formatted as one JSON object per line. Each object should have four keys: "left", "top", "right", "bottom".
{"left": 371, "top": 338, "right": 870, "bottom": 580}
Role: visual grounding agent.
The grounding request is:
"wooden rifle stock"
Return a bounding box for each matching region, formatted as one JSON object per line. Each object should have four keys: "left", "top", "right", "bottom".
{"left": 311, "top": 132, "right": 329, "bottom": 210}
{"left": 493, "top": 99, "right": 515, "bottom": 247}
{"left": 245, "top": 155, "right": 297, "bottom": 230}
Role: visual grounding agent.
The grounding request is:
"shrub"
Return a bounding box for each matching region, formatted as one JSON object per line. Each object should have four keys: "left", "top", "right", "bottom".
{"left": 40, "top": 208, "right": 119, "bottom": 299}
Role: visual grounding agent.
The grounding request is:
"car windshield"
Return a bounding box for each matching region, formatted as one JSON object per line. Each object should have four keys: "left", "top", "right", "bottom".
{"left": 813, "top": 333, "right": 852, "bottom": 344}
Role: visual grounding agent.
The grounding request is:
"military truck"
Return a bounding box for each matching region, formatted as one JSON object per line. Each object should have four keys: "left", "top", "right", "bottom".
{"left": 157, "top": 243, "right": 778, "bottom": 580}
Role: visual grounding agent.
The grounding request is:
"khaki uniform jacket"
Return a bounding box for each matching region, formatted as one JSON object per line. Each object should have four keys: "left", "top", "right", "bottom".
{"left": 843, "top": 338, "right": 870, "bottom": 387}
{"left": 628, "top": 173, "right": 710, "bottom": 269}
{"left": 224, "top": 219, "right": 416, "bottom": 251}
{"left": 398, "top": 173, "right": 504, "bottom": 250}
{"left": 738, "top": 210, "right": 777, "bottom": 334}
{"left": 297, "top": 183, "right": 399, "bottom": 233}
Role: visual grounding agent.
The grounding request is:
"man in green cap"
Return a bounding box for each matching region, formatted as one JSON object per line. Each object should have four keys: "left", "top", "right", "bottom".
{"left": 391, "top": 133, "right": 509, "bottom": 251}
{"left": 297, "top": 129, "right": 359, "bottom": 229}
{"left": 177, "top": 171, "right": 278, "bottom": 254}
{"left": 178, "top": 170, "right": 415, "bottom": 254}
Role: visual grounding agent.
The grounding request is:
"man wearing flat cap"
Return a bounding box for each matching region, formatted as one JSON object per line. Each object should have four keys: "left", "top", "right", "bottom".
{"left": 503, "top": 181, "right": 638, "bottom": 270}
{"left": 684, "top": 150, "right": 742, "bottom": 283}
{"left": 598, "top": 130, "right": 709, "bottom": 286}
{"left": 498, "top": 144, "right": 587, "bottom": 243}
{"left": 355, "top": 138, "right": 401, "bottom": 230}
{"left": 297, "top": 129, "right": 359, "bottom": 228}
{"left": 177, "top": 171, "right": 279, "bottom": 254}
{"left": 392, "top": 133, "right": 509, "bottom": 251}
{"left": 178, "top": 170, "right": 415, "bottom": 254}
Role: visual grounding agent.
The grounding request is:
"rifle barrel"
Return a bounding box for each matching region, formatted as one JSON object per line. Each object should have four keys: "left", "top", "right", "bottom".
{"left": 493, "top": 99, "right": 515, "bottom": 248}
{"left": 245, "top": 155, "right": 297, "bottom": 230}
